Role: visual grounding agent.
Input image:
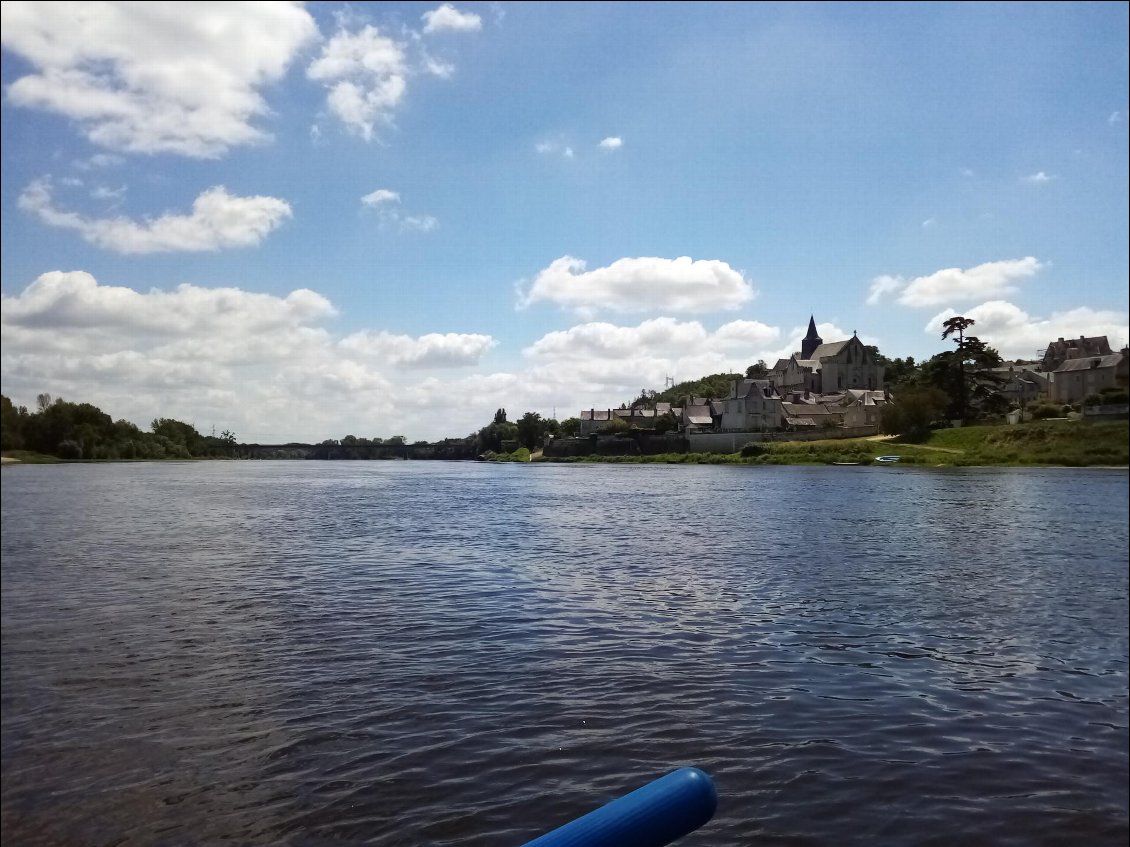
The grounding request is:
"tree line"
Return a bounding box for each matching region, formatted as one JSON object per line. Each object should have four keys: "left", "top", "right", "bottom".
{"left": 1, "top": 393, "right": 238, "bottom": 460}
{"left": 0, "top": 395, "right": 587, "bottom": 462}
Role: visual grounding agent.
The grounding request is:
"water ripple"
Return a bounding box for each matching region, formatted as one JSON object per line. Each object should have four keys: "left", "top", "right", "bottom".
{"left": 2, "top": 462, "right": 1127, "bottom": 846}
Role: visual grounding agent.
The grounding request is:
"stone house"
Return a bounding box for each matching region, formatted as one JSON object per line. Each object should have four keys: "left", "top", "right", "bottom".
{"left": 1049, "top": 350, "right": 1129, "bottom": 404}
{"left": 991, "top": 364, "right": 1049, "bottom": 406}
{"left": 1040, "top": 335, "right": 1114, "bottom": 373}
{"left": 719, "top": 379, "right": 784, "bottom": 431}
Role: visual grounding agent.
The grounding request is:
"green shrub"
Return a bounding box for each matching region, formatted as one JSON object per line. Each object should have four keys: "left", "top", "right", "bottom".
{"left": 1030, "top": 404, "right": 1061, "bottom": 420}
{"left": 740, "top": 442, "right": 768, "bottom": 457}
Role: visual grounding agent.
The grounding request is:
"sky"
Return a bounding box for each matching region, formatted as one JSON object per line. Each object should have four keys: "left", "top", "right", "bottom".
{"left": 1, "top": 1, "right": 1128, "bottom": 443}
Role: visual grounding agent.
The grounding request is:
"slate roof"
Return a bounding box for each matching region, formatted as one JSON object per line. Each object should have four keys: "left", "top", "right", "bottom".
{"left": 781, "top": 402, "right": 839, "bottom": 418}
{"left": 806, "top": 340, "right": 850, "bottom": 361}
{"left": 1054, "top": 353, "right": 1124, "bottom": 372}
{"left": 684, "top": 405, "right": 713, "bottom": 425}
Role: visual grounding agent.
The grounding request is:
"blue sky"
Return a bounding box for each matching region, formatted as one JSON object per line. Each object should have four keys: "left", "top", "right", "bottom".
{"left": 1, "top": 1, "right": 1127, "bottom": 442}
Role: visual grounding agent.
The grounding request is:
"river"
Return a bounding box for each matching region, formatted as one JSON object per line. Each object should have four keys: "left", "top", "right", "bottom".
{"left": 2, "top": 461, "right": 1127, "bottom": 846}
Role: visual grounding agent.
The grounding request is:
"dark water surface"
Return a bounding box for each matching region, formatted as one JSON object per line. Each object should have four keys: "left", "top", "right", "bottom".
{"left": 2, "top": 461, "right": 1127, "bottom": 846}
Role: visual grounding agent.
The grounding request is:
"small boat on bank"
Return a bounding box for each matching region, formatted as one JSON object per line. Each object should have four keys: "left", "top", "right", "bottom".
{"left": 875, "top": 455, "right": 901, "bottom": 464}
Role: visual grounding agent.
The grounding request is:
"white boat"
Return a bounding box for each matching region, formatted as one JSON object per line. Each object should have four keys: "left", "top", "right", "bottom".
{"left": 875, "top": 455, "right": 900, "bottom": 463}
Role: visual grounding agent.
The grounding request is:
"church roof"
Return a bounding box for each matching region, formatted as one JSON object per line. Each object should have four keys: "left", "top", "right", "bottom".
{"left": 806, "top": 340, "right": 851, "bottom": 360}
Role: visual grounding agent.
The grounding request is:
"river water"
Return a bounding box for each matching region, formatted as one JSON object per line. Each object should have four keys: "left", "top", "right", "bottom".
{"left": 1, "top": 461, "right": 1127, "bottom": 846}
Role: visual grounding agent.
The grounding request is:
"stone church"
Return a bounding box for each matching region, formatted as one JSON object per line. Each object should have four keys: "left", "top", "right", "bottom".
{"left": 769, "top": 317, "right": 886, "bottom": 394}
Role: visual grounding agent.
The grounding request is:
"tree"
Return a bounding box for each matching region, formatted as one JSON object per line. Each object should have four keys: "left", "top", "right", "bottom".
{"left": 920, "top": 335, "right": 1006, "bottom": 422}
{"left": 745, "top": 360, "right": 769, "bottom": 379}
{"left": 493, "top": 408, "right": 507, "bottom": 424}
{"left": 602, "top": 416, "right": 630, "bottom": 434}
{"left": 880, "top": 386, "right": 950, "bottom": 441}
{"left": 1, "top": 395, "right": 27, "bottom": 450}
{"left": 941, "top": 316, "right": 976, "bottom": 421}
{"left": 631, "top": 388, "right": 658, "bottom": 408}
{"left": 151, "top": 418, "right": 202, "bottom": 455}
{"left": 883, "top": 356, "right": 918, "bottom": 388}
{"left": 558, "top": 417, "right": 581, "bottom": 438}
{"left": 654, "top": 411, "right": 678, "bottom": 434}
{"left": 515, "top": 411, "right": 544, "bottom": 450}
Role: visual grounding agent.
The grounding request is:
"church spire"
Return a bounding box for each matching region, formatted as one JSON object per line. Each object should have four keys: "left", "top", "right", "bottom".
{"left": 801, "top": 315, "right": 823, "bottom": 359}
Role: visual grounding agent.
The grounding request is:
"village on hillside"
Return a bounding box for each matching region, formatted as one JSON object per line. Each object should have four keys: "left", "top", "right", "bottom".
{"left": 569, "top": 316, "right": 1130, "bottom": 455}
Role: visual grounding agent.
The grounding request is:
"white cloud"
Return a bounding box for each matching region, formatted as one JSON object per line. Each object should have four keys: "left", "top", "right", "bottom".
{"left": 924, "top": 300, "right": 1129, "bottom": 360}
{"left": 881, "top": 257, "right": 1044, "bottom": 308}
{"left": 74, "top": 153, "right": 125, "bottom": 171}
{"left": 422, "top": 4, "right": 483, "bottom": 34}
{"left": 921, "top": 217, "right": 937, "bottom": 228}
{"left": 90, "top": 185, "right": 127, "bottom": 202}
{"left": 1109, "top": 110, "right": 1124, "bottom": 125}
{"left": 0, "top": 1, "right": 317, "bottom": 158}
{"left": 1022, "top": 171, "right": 1054, "bottom": 183}
{"left": 359, "top": 189, "right": 437, "bottom": 233}
{"left": 517, "top": 256, "right": 756, "bottom": 315}
{"left": 536, "top": 140, "right": 575, "bottom": 158}
{"left": 400, "top": 214, "right": 439, "bottom": 232}
{"left": 422, "top": 53, "right": 455, "bottom": 78}
{"left": 2, "top": 271, "right": 334, "bottom": 339}
{"left": 517, "top": 317, "right": 786, "bottom": 414}
{"left": 361, "top": 188, "right": 401, "bottom": 207}
{"left": 339, "top": 331, "right": 495, "bottom": 367}
{"left": 866, "top": 274, "right": 904, "bottom": 305}
{"left": 18, "top": 180, "right": 292, "bottom": 254}
{"left": 599, "top": 136, "right": 623, "bottom": 150}
{"left": 307, "top": 25, "right": 408, "bottom": 142}
{"left": 0, "top": 271, "right": 514, "bottom": 443}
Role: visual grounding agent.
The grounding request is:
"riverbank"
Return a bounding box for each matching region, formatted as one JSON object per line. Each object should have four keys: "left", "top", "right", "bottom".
{"left": 533, "top": 419, "right": 1129, "bottom": 467}
{"left": 0, "top": 450, "right": 59, "bottom": 464}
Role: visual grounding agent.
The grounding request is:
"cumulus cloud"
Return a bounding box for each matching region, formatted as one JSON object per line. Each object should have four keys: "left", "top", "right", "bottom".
{"left": 361, "top": 188, "right": 401, "bottom": 207}
{"left": 421, "top": 4, "right": 482, "bottom": 34}
{"left": 339, "top": 331, "right": 495, "bottom": 367}
{"left": 517, "top": 256, "right": 756, "bottom": 315}
{"left": 0, "top": 1, "right": 317, "bottom": 158}
{"left": 1022, "top": 171, "right": 1054, "bottom": 183}
{"left": 599, "top": 136, "right": 623, "bottom": 150}
{"left": 515, "top": 317, "right": 789, "bottom": 416}
{"left": 924, "top": 301, "right": 1129, "bottom": 360}
{"left": 307, "top": 25, "right": 408, "bottom": 141}
{"left": 360, "top": 189, "right": 437, "bottom": 232}
{"left": 18, "top": 180, "right": 292, "bottom": 254}
{"left": 1, "top": 271, "right": 509, "bottom": 442}
{"left": 866, "top": 274, "right": 904, "bottom": 306}
{"left": 869, "top": 257, "right": 1044, "bottom": 308}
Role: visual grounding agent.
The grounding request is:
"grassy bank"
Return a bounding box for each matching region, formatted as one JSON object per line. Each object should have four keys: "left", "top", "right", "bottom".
{"left": 0, "top": 450, "right": 62, "bottom": 464}
{"left": 537, "top": 419, "right": 1129, "bottom": 467}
